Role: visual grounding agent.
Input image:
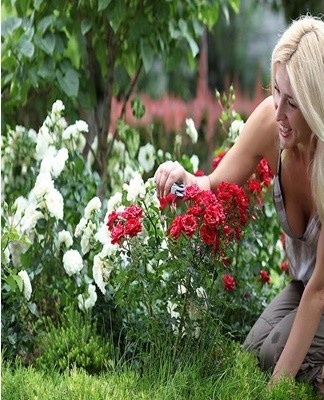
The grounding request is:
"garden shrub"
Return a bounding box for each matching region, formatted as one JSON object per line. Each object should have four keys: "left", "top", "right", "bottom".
{"left": 1, "top": 96, "right": 288, "bottom": 366}
{"left": 36, "top": 308, "right": 114, "bottom": 374}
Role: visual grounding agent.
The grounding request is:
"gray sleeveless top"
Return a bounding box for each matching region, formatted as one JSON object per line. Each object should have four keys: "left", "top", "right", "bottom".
{"left": 273, "top": 152, "right": 321, "bottom": 285}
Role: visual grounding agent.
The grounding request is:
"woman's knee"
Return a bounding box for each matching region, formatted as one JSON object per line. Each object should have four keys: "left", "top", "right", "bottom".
{"left": 258, "top": 337, "right": 283, "bottom": 372}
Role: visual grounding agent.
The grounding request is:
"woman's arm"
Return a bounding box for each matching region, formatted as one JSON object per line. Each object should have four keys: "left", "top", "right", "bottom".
{"left": 154, "top": 95, "right": 278, "bottom": 198}
{"left": 271, "top": 226, "right": 324, "bottom": 382}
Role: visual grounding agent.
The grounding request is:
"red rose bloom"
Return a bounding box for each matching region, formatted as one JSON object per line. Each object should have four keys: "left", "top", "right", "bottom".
{"left": 184, "top": 185, "right": 200, "bottom": 200}
{"left": 204, "top": 203, "right": 225, "bottom": 227}
{"left": 212, "top": 151, "right": 227, "bottom": 169}
{"left": 248, "top": 179, "right": 261, "bottom": 194}
{"left": 280, "top": 260, "right": 289, "bottom": 272}
{"left": 110, "top": 222, "right": 125, "bottom": 244}
{"left": 168, "top": 215, "right": 183, "bottom": 240}
{"left": 280, "top": 232, "right": 286, "bottom": 250}
{"left": 259, "top": 269, "right": 270, "bottom": 284}
{"left": 194, "top": 169, "right": 205, "bottom": 176}
{"left": 159, "top": 193, "right": 176, "bottom": 210}
{"left": 124, "top": 217, "right": 142, "bottom": 237}
{"left": 107, "top": 210, "right": 118, "bottom": 229}
{"left": 182, "top": 214, "right": 198, "bottom": 237}
{"left": 222, "top": 274, "right": 236, "bottom": 292}
{"left": 200, "top": 224, "right": 217, "bottom": 245}
{"left": 122, "top": 204, "right": 143, "bottom": 219}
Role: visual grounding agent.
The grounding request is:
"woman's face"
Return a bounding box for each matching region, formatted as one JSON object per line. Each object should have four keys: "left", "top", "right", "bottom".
{"left": 273, "top": 62, "right": 312, "bottom": 149}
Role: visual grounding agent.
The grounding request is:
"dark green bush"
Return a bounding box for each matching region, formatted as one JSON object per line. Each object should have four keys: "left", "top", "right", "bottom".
{"left": 36, "top": 308, "right": 114, "bottom": 374}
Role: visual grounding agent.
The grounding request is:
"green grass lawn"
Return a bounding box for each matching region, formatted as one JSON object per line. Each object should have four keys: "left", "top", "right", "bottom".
{"left": 2, "top": 339, "right": 319, "bottom": 400}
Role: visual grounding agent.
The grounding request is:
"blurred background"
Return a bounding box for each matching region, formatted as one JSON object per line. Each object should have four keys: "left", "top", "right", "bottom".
{"left": 2, "top": 0, "right": 324, "bottom": 173}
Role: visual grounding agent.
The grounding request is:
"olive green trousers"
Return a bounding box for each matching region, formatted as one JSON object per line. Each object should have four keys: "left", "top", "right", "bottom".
{"left": 243, "top": 280, "right": 324, "bottom": 389}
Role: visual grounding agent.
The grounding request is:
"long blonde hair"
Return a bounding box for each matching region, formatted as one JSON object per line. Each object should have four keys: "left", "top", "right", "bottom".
{"left": 271, "top": 15, "right": 324, "bottom": 222}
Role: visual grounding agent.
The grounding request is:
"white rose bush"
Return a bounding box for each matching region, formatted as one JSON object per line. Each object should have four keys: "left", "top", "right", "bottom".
{"left": 2, "top": 98, "right": 287, "bottom": 364}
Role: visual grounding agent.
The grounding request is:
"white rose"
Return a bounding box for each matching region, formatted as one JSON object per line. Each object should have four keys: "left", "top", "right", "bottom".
{"left": 45, "top": 188, "right": 64, "bottom": 220}
{"left": 62, "top": 249, "right": 83, "bottom": 276}
{"left": 20, "top": 203, "right": 43, "bottom": 234}
{"left": 51, "top": 147, "right": 68, "bottom": 178}
{"left": 106, "top": 192, "right": 122, "bottom": 215}
{"left": 92, "top": 254, "right": 114, "bottom": 295}
{"left": 31, "top": 172, "right": 54, "bottom": 199}
{"left": 84, "top": 197, "right": 102, "bottom": 219}
{"left": 40, "top": 146, "right": 57, "bottom": 175}
{"left": 51, "top": 100, "right": 65, "bottom": 114}
{"left": 185, "top": 118, "right": 198, "bottom": 143}
{"left": 138, "top": 143, "right": 156, "bottom": 173}
{"left": 123, "top": 172, "right": 146, "bottom": 202}
{"left": 58, "top": 230, "right": 73, "bottom": 248}
{"left": 18, "top": 270, "right": 32, "bottom": 301}
{"left": 78, "top": 284, "right": 97, "bottom": 310}
{"left": 75, "top": 120, "right": 88, "bottom": 133}
{"left": 75, "top": 217, "right": 87, "bottom": 237}
{"left": 190, "top": 154, "right": 199, "bottom": 173}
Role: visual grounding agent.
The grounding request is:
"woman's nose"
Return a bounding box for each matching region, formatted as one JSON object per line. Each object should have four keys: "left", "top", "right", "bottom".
{"left": 274, "top": 100, "right": 285, "bottom": 122}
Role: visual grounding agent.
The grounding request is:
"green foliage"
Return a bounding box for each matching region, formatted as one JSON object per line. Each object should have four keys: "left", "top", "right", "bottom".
{"left": 1, "top": 0, "right": 240, "bottom": 192}
{"left": 36, "top": 308, "right": 114, "bottom": 374}
{"left": 1, "top": 93, "right": 288, "bottom": 369}
{"left": 1, "top": 102, "right": 102, "bottom": 360}
{"left": 2, "top": 329, "right": 318, "bottom": 399}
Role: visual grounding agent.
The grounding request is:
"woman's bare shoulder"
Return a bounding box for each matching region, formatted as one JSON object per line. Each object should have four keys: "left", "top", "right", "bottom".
{"left": 236, "top": 95, "right": 278, "bottom": 159}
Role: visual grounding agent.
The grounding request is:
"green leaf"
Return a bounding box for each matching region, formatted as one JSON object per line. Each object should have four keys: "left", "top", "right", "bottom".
{"left": 28, "top": 302, "right": 39, "bottom": 316}
{"left": 107, "top": 1, "right": 125, "bottom": 33}
{"left": 5, "top": 275, "right": 19, "bottom": 293}
{"left": 131, "top": 97, "right": 145, "bottom": 119}
{"left": 98, "top": 0, "right": 112, "bottom": 12}
{"left": 81, "top": 19, "right": 92, "bottom": 35}
{"left": 34, "top": 0, "right": 45, "bottom": 11}
{"left": 186, "top": 35, "right": 199, "bottom": 58}
{"left": 38, "top": 15, "right": 54, "bottom": 35}
{"left": 117, "top": 120, "right": 140, "bottom": 159}
{"left": 140, "top": 38, "right": 154, "bottom": 72}
{"left": 38, "top": 57, "right": 55, "bottom": 78}
{"left": 56, "top": 67, "right": 79, "bottom": 97}
{"left": 13, "top": 274, "right": 24, "bottom": 292}
{"left": 1, "top": 16, "right": 22, "bottom": 37}
{"left": 41, "top": 33, "right": 56, "bottom": 56}
{"left": 18, "top": 36, "right": 35, "bottom": 58}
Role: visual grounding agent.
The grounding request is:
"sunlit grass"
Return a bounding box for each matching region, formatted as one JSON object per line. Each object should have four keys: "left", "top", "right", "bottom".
{"left": 2, "top": 332, "right": 319, "bottom": 400}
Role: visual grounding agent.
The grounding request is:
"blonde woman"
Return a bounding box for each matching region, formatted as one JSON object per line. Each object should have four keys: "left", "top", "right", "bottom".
{"left": 154, "top": 15, "right": 324, "bottom": 391}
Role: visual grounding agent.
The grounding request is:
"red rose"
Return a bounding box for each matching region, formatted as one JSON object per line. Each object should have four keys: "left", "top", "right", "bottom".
{"left": 222, "top": 274, "right": 236, "bottom": 292}
{"left": 122, "top": 204, "right": 143, "bottom": 219}
{"left": 248, "top": 179, "right": 261, "bottom": 194}
{"left": 259, "top": 269, "right": 270, "bottom": 284}
{"left": 194, "top": 169, "right": 205, "bottom": 176}
{"left": 159, "top": 193, "right": 176, "bottom": 210}
{"left": 182, "top": 214, "right": 198, "bottom": 237}
{"left": 280, "top": 232, "right": 286, "bottom": 250}
{"left": 168, "top": 215, "right": 183, "bottom": 240}
{"left": 212, "top": 151, "right": 227, "bottom": 169}
{"left": 107, "top": 210, "right": 118, "bottom": 229}
{"left": 184, "top": 185, "right": 200, "bottom": 200}
{"left": 256, "top": 158, "right": 274, "bottom": 188}
{"left": 200, "top": 224, "right": 217, "bottom": 245}
{"left": 204, "top": 203, "right": 225, "bottom": 227}
{"left": 124, "top": 217, "right": 142, "bottom": 237}
{"left": 280, "top": 260, "right": 289, "bottom": 272}
{"left": 110, "top": 222, "right": 125, "bottom": 244}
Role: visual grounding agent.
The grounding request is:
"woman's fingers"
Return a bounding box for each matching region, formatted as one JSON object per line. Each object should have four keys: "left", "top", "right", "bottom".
{"left": 154, "top": 161, "right": 185, "bottom": 198}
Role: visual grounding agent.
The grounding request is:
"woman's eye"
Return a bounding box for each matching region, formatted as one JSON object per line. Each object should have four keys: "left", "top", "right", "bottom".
{"left": 288, "top": 100, "right": 296, "bottom": 108}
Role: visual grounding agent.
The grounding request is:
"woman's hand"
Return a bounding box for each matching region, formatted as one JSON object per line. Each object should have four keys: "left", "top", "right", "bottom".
{"left": 154, "top": 161, "right": 195, "bottom": 198}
